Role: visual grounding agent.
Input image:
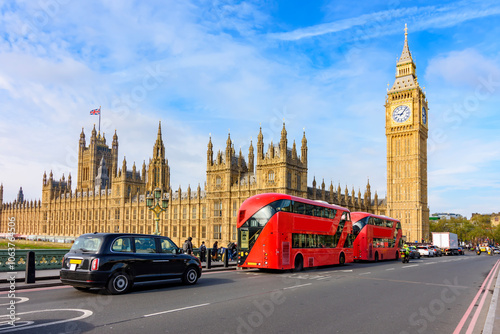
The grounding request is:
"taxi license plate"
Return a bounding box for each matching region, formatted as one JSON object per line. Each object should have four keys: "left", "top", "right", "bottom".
{"left": 69, "top": 259, "right": 82, "bottom": 264}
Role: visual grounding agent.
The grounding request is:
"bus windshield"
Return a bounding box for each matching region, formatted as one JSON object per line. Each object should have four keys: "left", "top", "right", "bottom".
{"left": 241, "top": 199, "right": 291, "bottom": 228}
{"left": 352, "top": 216, "right": 369, "bottom": 235}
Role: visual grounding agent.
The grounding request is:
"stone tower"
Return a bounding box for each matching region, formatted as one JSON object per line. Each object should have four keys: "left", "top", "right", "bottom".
{"left": 77, "top": 125, "right": 118, "bottom": 191}
{"left": 146, "top": 121, "right": 170, "bottom": 193}
{"left": 254, "top": 123, "right": 307, "bottom": 197}
{"left": 385, "top": 24, "right": 429, "bottom": 242}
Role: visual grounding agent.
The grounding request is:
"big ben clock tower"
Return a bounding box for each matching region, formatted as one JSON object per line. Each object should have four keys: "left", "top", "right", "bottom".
{"left": 386, "top": 24, "right": 429, "bottom": 242}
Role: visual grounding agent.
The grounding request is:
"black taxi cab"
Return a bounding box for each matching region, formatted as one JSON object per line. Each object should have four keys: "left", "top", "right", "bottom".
{"left": 60, "top": 233, "right": 202, "bottom": 294}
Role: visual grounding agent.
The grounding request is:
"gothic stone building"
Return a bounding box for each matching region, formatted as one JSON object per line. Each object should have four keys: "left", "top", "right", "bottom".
{"left": 0, "top": 27, "right": 429, "bottom": 246}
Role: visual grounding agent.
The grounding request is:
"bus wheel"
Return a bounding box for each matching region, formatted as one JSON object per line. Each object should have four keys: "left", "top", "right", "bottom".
{"left": 374, "top": 252, "right": 379, "bottom": 262}
{"left": 339, "top": 253, "right": 345, "bottom": 266}
{"left": 395, "top": 251, "right": 399, "bottom": 261}
{"left": 293, "top": 254, "right": 304, "bottom": 272}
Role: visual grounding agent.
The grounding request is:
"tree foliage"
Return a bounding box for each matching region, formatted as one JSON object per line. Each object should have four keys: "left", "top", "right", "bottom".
{"left": 429, "top": 216, "right": 500, "bottom": 244}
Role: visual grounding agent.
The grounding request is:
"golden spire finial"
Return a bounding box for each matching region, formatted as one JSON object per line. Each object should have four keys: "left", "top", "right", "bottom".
{"left": 404, "top": 23, "right": 408, "bottom": 41}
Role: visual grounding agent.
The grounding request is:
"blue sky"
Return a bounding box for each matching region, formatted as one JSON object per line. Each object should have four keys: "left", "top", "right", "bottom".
{"left": 0, "top": 0, "right": 499, "bottom": 218}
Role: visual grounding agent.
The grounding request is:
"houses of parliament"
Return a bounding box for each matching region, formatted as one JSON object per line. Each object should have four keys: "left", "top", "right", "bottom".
{"left": 0, "top": 27, "right": 429, "bottom": 246}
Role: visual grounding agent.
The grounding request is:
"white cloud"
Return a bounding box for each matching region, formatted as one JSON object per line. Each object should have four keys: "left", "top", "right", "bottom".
{"left": 425, "top": 48, "right": 500, "bottom": 88}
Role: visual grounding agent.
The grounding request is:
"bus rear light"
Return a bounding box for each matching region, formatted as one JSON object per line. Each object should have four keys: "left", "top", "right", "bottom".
{"left": 91, "top": 258, "right": 99, "bottom": 271}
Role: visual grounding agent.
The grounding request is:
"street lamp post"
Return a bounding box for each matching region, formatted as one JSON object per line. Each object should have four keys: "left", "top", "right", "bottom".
{"left": 146, "top": 188, "right": 169, "bottom": 235}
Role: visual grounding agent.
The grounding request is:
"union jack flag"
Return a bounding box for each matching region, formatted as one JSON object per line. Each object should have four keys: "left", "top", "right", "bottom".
{"left": 90, "top": 107, "right": 101, "bottom": 115}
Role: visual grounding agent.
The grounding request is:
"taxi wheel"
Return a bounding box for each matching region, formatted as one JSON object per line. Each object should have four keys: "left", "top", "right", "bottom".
{"left": 182, "top": 267, "right": 200, "bottom": 285}
{"left": 107, "top": 272, "right": 133, "bottom": 294}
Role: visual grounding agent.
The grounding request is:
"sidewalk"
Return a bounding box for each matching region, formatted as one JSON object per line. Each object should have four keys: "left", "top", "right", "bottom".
{"left": 0, "top": 260, "right": 237, "bottom": 291}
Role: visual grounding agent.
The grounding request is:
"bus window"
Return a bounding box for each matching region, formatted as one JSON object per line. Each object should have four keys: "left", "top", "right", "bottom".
{"left": 352, "top": 216, "right": 369, "bottom": 235}
{"left": 305, "top": 204, "right": 314, "bottom": 216}
{"left": 315, "top": 207, "right": 324, "bottom": 218}
{"left": 293, "top": 202, "right": 306, "bottom": 215}
{"left": 277, "top": 199, "right": 292, "bottom": 212}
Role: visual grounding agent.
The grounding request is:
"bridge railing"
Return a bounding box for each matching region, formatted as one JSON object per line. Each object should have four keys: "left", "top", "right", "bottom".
{"left": 0, "top": 249, "right": 68, "bottom": 272}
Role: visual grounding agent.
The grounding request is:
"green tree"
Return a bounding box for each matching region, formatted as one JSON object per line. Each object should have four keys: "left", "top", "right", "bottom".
{"left": 430, "top": 216, "right": 492, "bottom": 243}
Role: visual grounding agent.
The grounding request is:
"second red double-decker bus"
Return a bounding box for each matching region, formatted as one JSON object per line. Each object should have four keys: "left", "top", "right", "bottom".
{"left": 237, "top": 193, "right": 355, "bottom": 271}
{"left": 351, "top": 212, "right": 402, "bottom": 261}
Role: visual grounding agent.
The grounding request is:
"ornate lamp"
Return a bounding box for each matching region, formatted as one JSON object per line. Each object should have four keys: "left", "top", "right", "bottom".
{"left": 146, "top": 188, "right": 169, "bottom": 235}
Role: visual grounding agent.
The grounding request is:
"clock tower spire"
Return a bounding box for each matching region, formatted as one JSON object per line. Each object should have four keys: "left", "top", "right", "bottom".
{"left": 385, "top": 24, "right": 429, "bottom": 242}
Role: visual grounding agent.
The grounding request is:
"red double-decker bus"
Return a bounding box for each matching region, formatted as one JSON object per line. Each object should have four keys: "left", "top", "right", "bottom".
{"left": 237, "top": 193, "right": 355, "bottom": 271}
{"left": 351, "top": 212, "right": 402, "bottom": 261}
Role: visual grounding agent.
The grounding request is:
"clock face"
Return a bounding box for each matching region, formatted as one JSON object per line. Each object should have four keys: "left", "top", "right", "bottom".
{"left": 422, "top": 107, "right": 427, "bottom": 124}
{"left": 392, "top": 105, "right": 411, "bottom": 123}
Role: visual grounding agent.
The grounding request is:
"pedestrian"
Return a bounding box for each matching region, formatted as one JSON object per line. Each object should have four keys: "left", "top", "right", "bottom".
{"left": 186, "top": 237, "right": 193, "bottom": 255}
{"left": 200, "top": 241, "right": 207, "bottom": 262}
{"left": 212, "top": 241, "right": 218, "bottom": 261}
{"left": 182, "top": 240, "right": 188, "bottom": 254}
{"left": 229, "top": 242, "right": 237, "bottom": 260}
{"left": 232, "top": 242, "right": 237, "bottom": 260}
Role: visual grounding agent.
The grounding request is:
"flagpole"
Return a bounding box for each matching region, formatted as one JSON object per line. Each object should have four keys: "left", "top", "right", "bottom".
{"left": 99, "top": 106, "right": 101, "bottom": 133}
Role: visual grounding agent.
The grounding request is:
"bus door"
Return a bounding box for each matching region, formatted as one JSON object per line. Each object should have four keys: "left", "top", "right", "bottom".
{"left": 238, "top": 226, "right": 263, "bottom": 265}
{"left": 367, "top": 226, "right": 373, "bottom": 260}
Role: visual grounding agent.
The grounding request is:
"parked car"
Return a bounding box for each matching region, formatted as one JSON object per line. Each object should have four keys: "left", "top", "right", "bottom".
{"left": 428, "top": 245, "right": 443, "bottom": 257}
{"left": 492, "top": 247, "right": 500, "bottom": 254}
{"left": 409, "top": 246, "right": 421, "bottom": 259}
{"left": 60, "top": 233, "right": 202, "bottom": 294}
{"left": 416, "top": 245, "right": 435, "bottom": 257}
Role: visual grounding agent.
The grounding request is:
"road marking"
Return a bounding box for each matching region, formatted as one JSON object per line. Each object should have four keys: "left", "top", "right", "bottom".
{"left": 465, "top": 259, "right": 500, "bottom": 334}
{"left": 359, "top": 272, "right": 371, "bottom": 275}
{"left": 144, "top": 303, "right": 210, "bottom": 317}
{"left": 402, "top": 265, "right": 419, "bottom": 268}
{"left": 483, "top": 261, "right": 500, "bottom": 334}
{"left": 0, "top": 309, "right": 92, "bottom": 332}
{"left": 352, "top": 275, "right": 469, "bottom": 288}
{"left": 386, "top": 268, "right": 395, "bottom": 271}
{"left": 341, "top": 270, "right": 353, "bottom": 272}
{"left": 0, "top": 296, "right": 29, "bottom": 306}
{"left": 453, "top": 259, "right": 500, "bottom": 334}
{"left": 283, "top": 283, "right": 312, "bottom": 290}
